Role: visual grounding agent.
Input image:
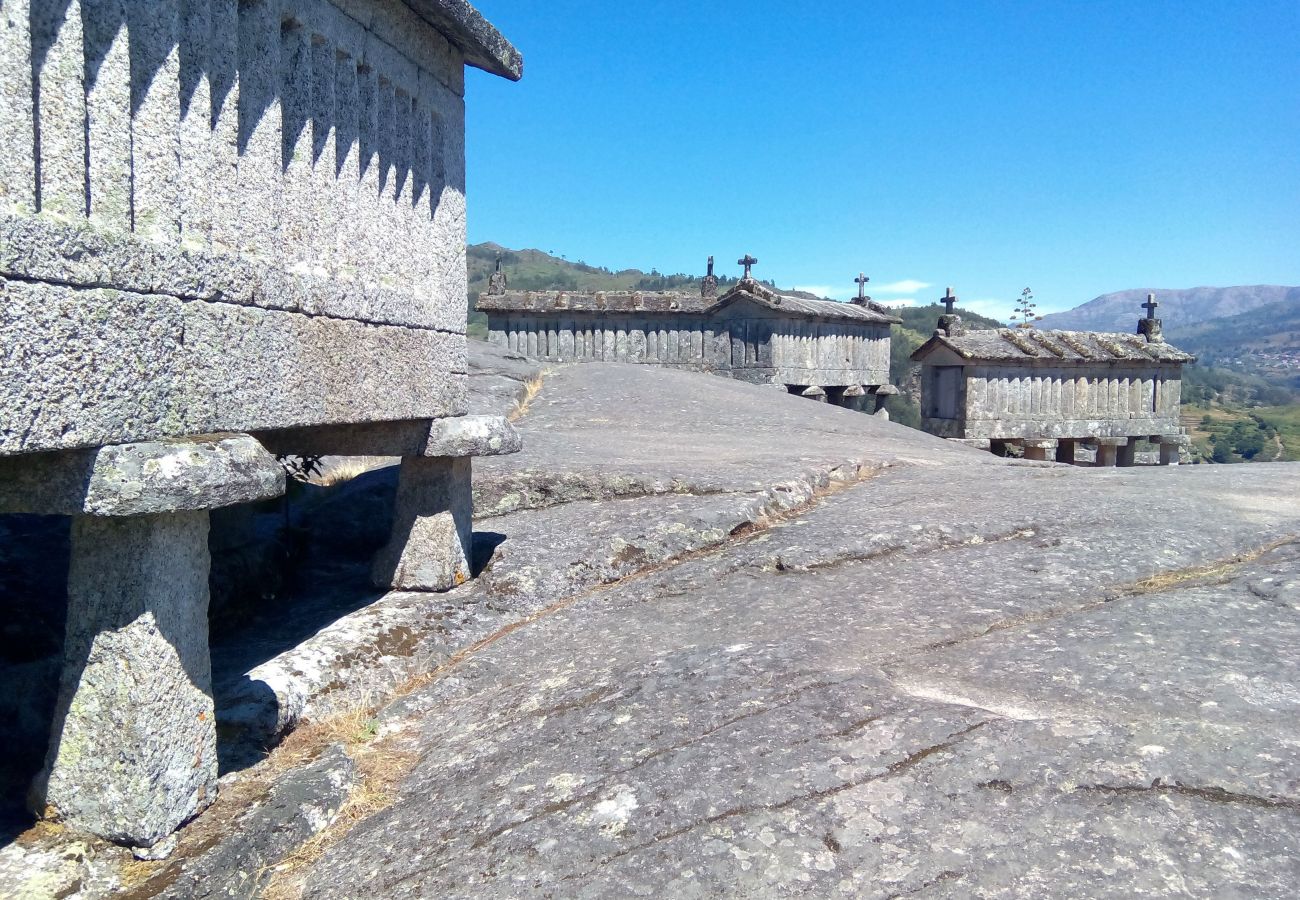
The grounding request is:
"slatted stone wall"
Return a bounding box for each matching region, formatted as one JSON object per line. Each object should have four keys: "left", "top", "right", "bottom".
{"left": 1, "top": 0, "right": 473, "bottom": 455}
{"left": 959, "top": 364, "right": 1185, "bottom": 439}
{"left": 488, "top": 312, "right": 893, "bottom": 389}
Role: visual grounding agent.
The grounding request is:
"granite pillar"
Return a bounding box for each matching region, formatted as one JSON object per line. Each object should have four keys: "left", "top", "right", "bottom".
{"left": 34, "top": 511, "right": 217, "bottom": 847}
{"left": 1158, "top": 436, "right": 1183, "bottom": 466}
{"left": 373, "top": 456, "right": 473, "bottom": 592}
{"left": 5, "top": 435, "right": 285, "bottom": 848}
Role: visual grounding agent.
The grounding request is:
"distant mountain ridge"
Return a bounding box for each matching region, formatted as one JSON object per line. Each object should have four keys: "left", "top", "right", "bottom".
{"left": 1037, "top": 285, "right": 1300, "bottom": 334}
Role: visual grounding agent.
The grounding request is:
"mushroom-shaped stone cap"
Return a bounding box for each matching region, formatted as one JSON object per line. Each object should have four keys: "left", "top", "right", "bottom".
{"left": 0, "top": 434, "right": 285, "bottom": 516}
{"left": 421, "top": 415, "right": 522, "bottom": 458}
{"left": 873, "top": 384, "right": 900, "bottom": 396}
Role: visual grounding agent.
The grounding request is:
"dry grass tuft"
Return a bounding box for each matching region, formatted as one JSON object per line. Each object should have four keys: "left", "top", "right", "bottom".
{"left": 508, "top": 370, "right": 551, "bottom": 422}
{"left": 1125, "top": 539, "right": 1292, "bottom": 596}
{"left": 257, "top": 721, "right": 420, "bottom": 899}
{"left": 311, "top": 457, "right": 390, "bottom": 487}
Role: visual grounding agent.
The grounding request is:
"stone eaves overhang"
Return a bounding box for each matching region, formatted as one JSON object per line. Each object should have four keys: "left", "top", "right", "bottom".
{"left": 477, "top": 280, "right": 903, "bottom": 326}
{"left": 406, "top": 0, "right": 523, "bottom": 80}
{"left": 910, "top": 328, "right": 1197, "bottom": 365}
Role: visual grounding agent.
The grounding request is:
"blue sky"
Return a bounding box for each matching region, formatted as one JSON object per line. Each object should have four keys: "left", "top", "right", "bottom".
{"left": 464, "top": 1, "right": 1300, "bottom": 319}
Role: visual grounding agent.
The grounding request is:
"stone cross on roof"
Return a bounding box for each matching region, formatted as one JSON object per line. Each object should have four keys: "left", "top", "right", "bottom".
{"left": 701, "top": 255, "right": 719, "bottom": 300}
{"left": 487, "top": 252, "right": 508, "bottom": 294}
{"left": 738, "top": 254, "right": 758, "bottom": 279}
{"left": 942, "top": 286, "right": 957, "bottom": 314}
{"left": 1143, "top": 293, "right": 1159, "bottom": 318}
{"left": 856, "top": 273, "right": 870, "bottom": 299}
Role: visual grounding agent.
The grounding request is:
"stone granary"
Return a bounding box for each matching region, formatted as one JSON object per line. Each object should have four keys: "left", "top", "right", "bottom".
{"left": 478, "top": 256, "right": 903, "bottom": 410}
{"left": 0, "top": 0, "right": 520, "bottom": 849}
{"left": 910, "top": 290, "right": 1195, "bottom": 465}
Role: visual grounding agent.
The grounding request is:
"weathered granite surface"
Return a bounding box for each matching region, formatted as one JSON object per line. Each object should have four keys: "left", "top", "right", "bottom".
{"left": 301, "top": 460, "right": 1300, "bottom": 898}
{"left": 240, "top": 346, "right": 1300, "bottom": 898}
{"left": 154, "top": 746, "right": 357, "bottom": 900}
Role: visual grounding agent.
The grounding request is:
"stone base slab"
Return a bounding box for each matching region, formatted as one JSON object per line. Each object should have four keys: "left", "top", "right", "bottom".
{"left": 257, "top": 415, "right": 521, "bottom": 460}
{"left": 2, "top": 277, "right": 467, "bottom": 455}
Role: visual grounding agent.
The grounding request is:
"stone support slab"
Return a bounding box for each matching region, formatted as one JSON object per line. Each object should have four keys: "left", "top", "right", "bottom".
{"left": 256, "top": 415, "right": 520, "bottom": 460}
{"left": 1116, "top": 438, "right": 1137, "bottom": 468}
{"left": 1156, "top": 435, "right": 1184, "bottom": 466}
{"left": 32, "top": 510, "right": 217, "bottom": 848}
{"left": 1094, "top": 439, "right": 1124, "bottom": 468}
{"left": 372, "top": 456, "right": 472, "bottom": 592}
{"left": 1022, "top": 439, "right": 1058, "bottom": 462}
{"left": 0, "top": 434, "right": 284, "bottom": 516}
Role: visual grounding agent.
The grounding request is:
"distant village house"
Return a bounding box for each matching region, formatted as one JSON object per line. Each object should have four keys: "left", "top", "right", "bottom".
{"left": 910, "top": 291, "right": 1195, "bottom": 465}
{"left": 479, "top": 256, "right": 903, "bottom": 411}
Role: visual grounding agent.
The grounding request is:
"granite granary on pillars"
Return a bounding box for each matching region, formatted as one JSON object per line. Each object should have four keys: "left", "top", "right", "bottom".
{"left": 479, "top": 256, "right": 903, "bottom": 410}
{"left": 910, "top": 290, "right": 1195, "bottom": 465}
{"left": 0, "top": 0, "right": 521, "bottom": 849}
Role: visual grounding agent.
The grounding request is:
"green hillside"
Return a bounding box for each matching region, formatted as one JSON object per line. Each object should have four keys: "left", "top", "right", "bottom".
{"left": 1173, "top": 298, "right": 1300, "bottom": 388}
{"left": 468, "top": 244, "right": 758, "bottom": 336}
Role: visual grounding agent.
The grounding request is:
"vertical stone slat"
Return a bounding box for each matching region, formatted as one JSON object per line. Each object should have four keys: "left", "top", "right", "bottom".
{"left": 235, "top": 0, "right": 282, "bottom": 260}
{"left": 31, "top": 0, "right": 86, "bottom": 219}
{"left": 354, "top": 62, "right": 379, "bottom": 284}
{"left": 392, "top": 87, "right": 417, "bottom": 290}
{"left": 410, "top": 98, "right": 436, "bottom": 295}
{"left": 374, "top": 76, "right": 396, "bottom": 285}
{"left": 177, "top": 0, "right": 214, "bottom": 247}
{"left": 278, "top": 14, "right": 311, "bottom": 268}
{"left": 0, "top": 0, "right": 37, "bottom": 213}
{"left": 126, "top": 1, "right": 181, "bottom": 241}
{"left": 205, "top": 0, "right": 239, "bottom": 252}
{"left": 81, "top": 0, "right": 131, "bottom": 231}
{"left": 332, "top": 48, "right": 358, "bottom": 276}
{"left": 308, "top": 33, "right": 335, "bottom": 276}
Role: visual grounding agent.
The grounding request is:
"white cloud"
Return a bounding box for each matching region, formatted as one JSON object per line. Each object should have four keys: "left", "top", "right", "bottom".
{"left": 959, "top": 298, "right": 1014, "bottom": 321}
{"left": 873, "top": 279, "right": 932, "bottom": 295}
{"left": 877, "top": 298, "right": 917, "bottom": 308}
{"left": 792, "top": 284, "right": 850, "bottom": 301}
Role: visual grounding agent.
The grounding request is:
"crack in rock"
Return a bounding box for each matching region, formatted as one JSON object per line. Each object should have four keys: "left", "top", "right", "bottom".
{"left": 1076, "top": 780, "right": 1300, "bottom": 811}
{"left": 567, "top": 721, "right": 991, "bottom": 877}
